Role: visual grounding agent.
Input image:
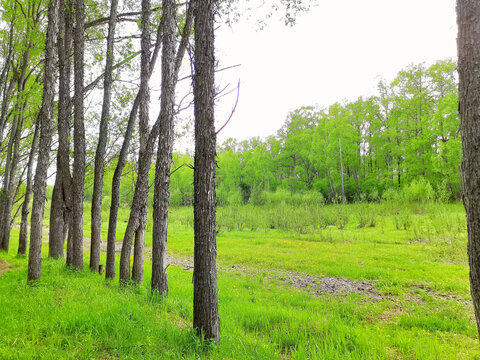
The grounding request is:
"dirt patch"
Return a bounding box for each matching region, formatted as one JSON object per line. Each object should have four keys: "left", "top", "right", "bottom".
{"left": 165, "top": 256, "right": 381, "bottom": 299}
{"left": 0, "top": 260, "right": 14, "bottom": 276}
{"left": 407, "top": 284, "right": 472, "bottom": 305}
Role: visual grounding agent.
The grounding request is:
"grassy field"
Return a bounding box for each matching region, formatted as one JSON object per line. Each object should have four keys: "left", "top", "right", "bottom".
{"left": 0, "top": 202, "right": 479, "bottom": 359}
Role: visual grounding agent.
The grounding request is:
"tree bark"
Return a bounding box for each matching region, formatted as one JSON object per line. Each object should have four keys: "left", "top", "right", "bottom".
{"left": 151, "top": 0, "right": 177, "bottom": 295}
{"left": 458, "top": 0, "right": 480, "bottom": 342}
{"left": 130, "top": 0, "right": 152, "bottom": 284}
{"left": 192, "top": 0, "right": 220, "bottom": 342}
{"left": 151, "top": 0, "right": 194, "bottom": 295}
{"left": 71, "top": 0, "right": 85, "bottom": 270}
{"left": 90, "top": 0, "right": 119, "bottom": 273}
{"left": 105, "top": 14, "right": 164, "bottom": 280}
{"left": 58, "top": 0, "right": 74, "bottom": 264}
{"left": 27, "top": 0, "right": 59, "bottom": 282}
{"left": 18, "top": 120, "right": 40, "bottom": 255}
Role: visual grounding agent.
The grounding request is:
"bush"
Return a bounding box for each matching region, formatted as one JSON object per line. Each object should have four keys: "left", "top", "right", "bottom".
{"left": 403, "top": 178, "right": 434, "bottom": 203}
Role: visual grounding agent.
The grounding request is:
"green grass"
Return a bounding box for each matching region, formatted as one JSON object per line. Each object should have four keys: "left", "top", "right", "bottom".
{"left": 1, "top": 202, "right": 480, "bottom": 359}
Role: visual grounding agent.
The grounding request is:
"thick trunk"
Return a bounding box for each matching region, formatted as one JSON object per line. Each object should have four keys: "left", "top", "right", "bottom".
{"left": 49, "top": 176, "right": 66, "bottom": 257}
{"left": 71, "top": 0, "right": 85, "bottom": 270}
{"left": 27, "top": 0, "right": 59, "bottom": 282}
{"left": 193, "top": 0, "right": 220, "bottom": 342}
{"left": 151, "top": 0, "right": 178, "bottom": 295}
{"left": 90, "top": 0, "right": 119, "bottom": 273}
{"left": 18, "top": 121, "right": 40, "bottom": 255}
{"left": 458, "top": 0, "right": 480, "bottom": 342}
{"left": 56, "top": 0, "right": 74, "bottom": 263}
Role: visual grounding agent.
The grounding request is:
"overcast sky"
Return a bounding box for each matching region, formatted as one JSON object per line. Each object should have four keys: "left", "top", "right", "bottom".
{"left": 211, "top": 0, "right": 458, "bottom": 145}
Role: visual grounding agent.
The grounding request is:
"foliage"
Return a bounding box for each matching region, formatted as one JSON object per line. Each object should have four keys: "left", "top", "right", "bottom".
{"left": 215, "top": 60, "right": 460, "bottom": 205}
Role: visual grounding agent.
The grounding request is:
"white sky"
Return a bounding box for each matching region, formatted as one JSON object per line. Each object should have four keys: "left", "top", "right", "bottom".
{"left": 213, "top": 0, "right": 458, "bottom": 145}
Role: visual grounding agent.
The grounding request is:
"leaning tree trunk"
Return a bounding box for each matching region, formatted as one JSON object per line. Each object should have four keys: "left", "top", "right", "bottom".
{"left": 130, "top": 0, "right": 152, "bottom": 284}
{"left": 458, "top": 0, "right": 480, "bottom": 342}
{"left": 0, "top": 114, "right": 21, "bottom": 252}
{"left": 71, "top": 0, "right": 85, "bottom": 270}
{"left": 27, "top": 0, "right": 59, "bottom": 282}
{"left": 18, "top": 120, "right": 40, "bottom": 255}
{"left": 192, "top": 0, "right": 220, "bottom": 342}
{"left": 90, "top": 0, "right": 119, "bottom": 273}
{"left": 151, "top": 0, "right": 194, "bottom": 295}
{"left": 105, "top": 17, "right": 164, "bottom": 280}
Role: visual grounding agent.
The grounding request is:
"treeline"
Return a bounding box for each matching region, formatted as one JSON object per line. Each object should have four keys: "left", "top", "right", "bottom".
{"left": 124, "top": 60, "right": 459, "bottom": 206}
{"left": 216, "top": 60, "right": 460, "bottom": 204}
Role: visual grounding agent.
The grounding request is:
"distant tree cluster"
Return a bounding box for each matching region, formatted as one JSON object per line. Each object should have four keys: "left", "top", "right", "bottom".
{"left": 215, "top": 60, "right": 460, "bottom": 204}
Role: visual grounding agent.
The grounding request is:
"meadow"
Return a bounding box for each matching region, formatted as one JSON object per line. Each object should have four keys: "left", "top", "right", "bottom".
{"left": 0, "top": 201, "right": 479, "bottom": 359}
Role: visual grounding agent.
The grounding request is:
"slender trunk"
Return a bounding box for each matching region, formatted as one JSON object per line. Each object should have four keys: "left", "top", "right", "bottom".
{"left": 105, "top": 19, "right": 164, "bottom": 280}
{"left": 18, "top": 120, "right": 40, "bottom": 255}
{"left": 0, "top": 113, "right": 22, "bottom": 251}
{"left": 458, "top": 0, "right": 480, "bottom": 342}
{"left": 193, "top": 0, "right": 220, "bottom": 342}
{"left": 90, "top": 0, "right": 119, "bottom": 272}
{"left": 0, "top": 21, "right": 15, "bottom": 145}
{"left": 71, "top": 0, "right": 85, "bottom": 270}
{"left": 339, "top": 137, "right": 346, "bottom": 203}
{"left": 130, "top": 0, "right": 152, "bottom": 284}
{"left": 27, "top": 0, "right": 59, "bottom": 282}
{"left": 151, "top": 0, "right": 178, "bottom": 295}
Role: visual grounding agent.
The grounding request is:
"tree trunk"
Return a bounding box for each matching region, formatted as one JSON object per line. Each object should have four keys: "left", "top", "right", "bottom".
{"left": 27, "top": 0, "right": 59, "bottom": 282}
{"left": 18, "top": 120, "right": 40, "bottom": 255}
{"left": 55, "top": 0, "right": 74, "bottom": 263}
{"left": 151, "top": 0, "right": 178, "bottom": 295}
{"left": 192, "top": 0, "right": 220, "bottom": 342}
{"left": 339, "top": 137, "right": 346, "bottom": 203}
{"left": 71, "top": 0, "right": 85, "bottom": 270}
{"left": 105, "top": 15, "right": 164, "bottom": 280}
{"left": 458, "top": 0, "right": 480, "bottom": 342}
{"left": 90, "top": 0, "right": 119, "bottom": 273}
{"left": 129, "top": 0, "right": 152, "bottom": 284}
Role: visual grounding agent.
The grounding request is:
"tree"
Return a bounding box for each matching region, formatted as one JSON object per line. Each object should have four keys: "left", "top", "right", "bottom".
{"left": 193, "top": 0, "right": 220, "bottom": 342}
{"left": 457, "top": 0, "right": 480, "bottom": 342}
{"left": 90, "top": 0, "right": 119, "bottom": 272}
{"left": 152, "top": 0, "right": 194, "bottom": 294}
{"left": 27, "top": 0, "right": 59, "bottom": 282}
{"left": 50, "top": 0, "right": 73, "bottom": 260}
{"left": 71, "top": 0, "right": 86, "bottom": 270}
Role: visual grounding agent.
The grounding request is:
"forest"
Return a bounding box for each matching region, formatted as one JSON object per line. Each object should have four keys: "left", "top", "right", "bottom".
{"left": 1, "top": 0, "right": 480, "bottom": 359}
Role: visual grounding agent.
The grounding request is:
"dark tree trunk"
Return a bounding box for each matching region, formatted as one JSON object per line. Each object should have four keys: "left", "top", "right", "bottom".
{"left": 18, "top": 120, "right": 40, "bottom": 255}
{"left": 151, "top": 0, "right": 194, "bottom": 295}
{"left": 130, "top": 0, "right": 152, "bottom": 284}
{"left": 27, "top": 0, "right": 59, "bottom": 282}
{"left": 90, "top": 0, "right": 119, "bottom": 273}
{"left": 458, "top": 0, "right": 480, "bottom": 342}
{"left": 105, "top": 16, "right": 164, "bottom": 280}
{"left": 192, "top": 0, "right": 220, "bottom": 342}
{"left": 54, "top": 0, "right": 74, "bottom": 263}
{"left": 71, "top": 0, "right": 85, "bottom": 270}
{"left": 119, "top": 125, "right": 160, "bottom": 282}
{"left": 48, "top": 0, "right": 72, "bottom": 258}
{"left": 151, "top": 0, "right": 177, "bottom": 295}
{"left": 105, "top": 95, "right": 139, "bottom": 279}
